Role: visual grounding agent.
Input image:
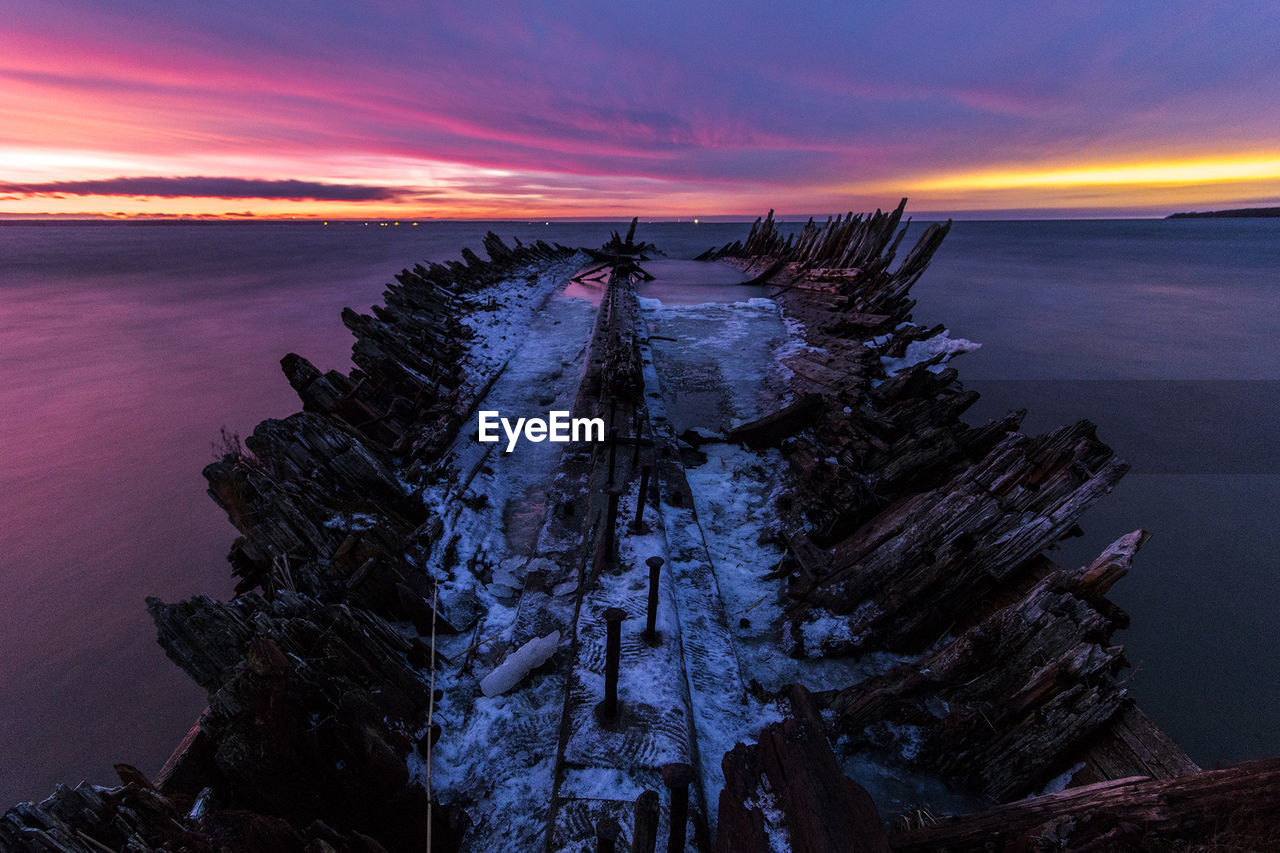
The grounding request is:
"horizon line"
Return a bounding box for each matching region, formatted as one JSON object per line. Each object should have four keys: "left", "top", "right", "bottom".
{"left": 0, "top": 211, "right": 1217, "bottom": 224}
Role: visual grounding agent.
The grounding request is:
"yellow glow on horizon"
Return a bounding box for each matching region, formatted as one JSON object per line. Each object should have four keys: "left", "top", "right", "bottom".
{"left": 6, "top": 144, "right": 1280, "bottom": 219}
{"left": 907, "top": 154, "right": 1280, "bottom": 192}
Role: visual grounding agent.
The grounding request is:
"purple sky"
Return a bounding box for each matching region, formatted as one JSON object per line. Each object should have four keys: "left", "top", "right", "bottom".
{"left": 2, "top": 1, "right": 1279, "bottom": 216}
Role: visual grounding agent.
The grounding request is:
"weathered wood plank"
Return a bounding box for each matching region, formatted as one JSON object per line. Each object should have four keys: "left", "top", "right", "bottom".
{"left": 717, "top": 686, "right": 890, "bottom": 853}
{"left": 890, "top": 757, "right": 1280, "bottom": 852}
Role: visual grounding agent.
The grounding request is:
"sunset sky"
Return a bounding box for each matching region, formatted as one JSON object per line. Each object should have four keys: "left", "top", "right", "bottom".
{"left": 3, "top": 1, "right": 1279, "bottom": 219}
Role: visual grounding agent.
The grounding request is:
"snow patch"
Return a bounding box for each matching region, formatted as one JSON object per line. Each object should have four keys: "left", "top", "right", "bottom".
{"left": 882, "top": 721, "right": 925, "bottom": 761}
{"left": 559, "top": 767, "right": 648, "bottom": 802}
{"left": 480, "top": 630, "right": 561, "bottom": 697}
{"left": 1034, "top": 761, "right": 1086, "bottom": 796}
{"left": 799, "top": 612, "right": 854, "bottom": 651}
{"left": 323, "top": 512, "right": 379, "bottom": 531}
{"left": 743, "top": 782, "right": 793, "bottom": 853}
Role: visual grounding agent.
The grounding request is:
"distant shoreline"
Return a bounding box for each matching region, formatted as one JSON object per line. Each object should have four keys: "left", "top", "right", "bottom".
{"left": 1167, "top": 206, "right": 1280, "bottom": 219}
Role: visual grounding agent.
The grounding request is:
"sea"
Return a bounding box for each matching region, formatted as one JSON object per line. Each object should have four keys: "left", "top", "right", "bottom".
{"left": 0, "top": 218, "right": 1276, "bottom": 805}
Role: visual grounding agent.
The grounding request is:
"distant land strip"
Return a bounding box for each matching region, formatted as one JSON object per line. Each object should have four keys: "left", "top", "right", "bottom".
{"left": 1166, "top": 206, "right": 1280, "bottom": 219}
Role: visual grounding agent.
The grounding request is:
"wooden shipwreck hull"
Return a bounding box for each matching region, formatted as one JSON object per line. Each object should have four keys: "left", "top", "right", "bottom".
{"left": 3, "top": 206, "right": 1274, "bottom": 853}
{"left": 701, "top": 206, "right": 1269, "bottom": 851}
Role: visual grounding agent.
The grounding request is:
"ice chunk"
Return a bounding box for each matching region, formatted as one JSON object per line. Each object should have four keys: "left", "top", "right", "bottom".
{"left": 879, "top": 331, "right": 981, "bottom": 377}
{"left": 479, "top": 630, "right": 561, "bottom": 697}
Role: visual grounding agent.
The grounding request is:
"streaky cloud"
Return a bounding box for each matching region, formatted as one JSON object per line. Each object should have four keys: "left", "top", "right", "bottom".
{"left": 0, "top": 176, "right": 417, "bottom": 201}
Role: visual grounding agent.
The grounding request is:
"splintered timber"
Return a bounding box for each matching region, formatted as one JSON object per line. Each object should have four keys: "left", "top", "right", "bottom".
{"left": 476, "top": 410, "right": 605, "bottom": 452}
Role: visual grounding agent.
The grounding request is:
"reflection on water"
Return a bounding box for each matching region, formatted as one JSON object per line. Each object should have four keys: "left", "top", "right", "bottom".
{"left": 562, "top": 258, "right": 765, "bottom": 305}
{"left": 637, "top": 259, "right": 767, "bottom": 305}
{"left": 561, "top": 273, "right": 606, "bottom": 304}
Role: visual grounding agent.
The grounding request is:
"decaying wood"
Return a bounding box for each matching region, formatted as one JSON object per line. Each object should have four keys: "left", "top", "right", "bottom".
{"left": 824, "top": 531, "right": 1146, "bottom": 801}
{"left": 0, "top": 779, "right": 398, "bottom": 852}
{"left": 147, "top": 594, "right": 449, "bottom": 846}
{"left": 791, "top": 420, "right": 1129, "bottom": 654}
{"left": 1073, "top": 706, "right": 1200, "bottom": 787}
{"left": 703, "top": 203, "right": 1207, "bottom": 831}
{"left": 724, "top": 392, "right": 825, "bottom": 448}
{"left": 707, "top": 200, "right": 951, "bottom": 326}
{"left": 889, "top": 756, "right": 1280, "bottom": 853}
{"left": 717, "top": 686, "right": 890, "bottom": 853}
{"left": 279, "top": 233, "right": 573, "bottom": 465}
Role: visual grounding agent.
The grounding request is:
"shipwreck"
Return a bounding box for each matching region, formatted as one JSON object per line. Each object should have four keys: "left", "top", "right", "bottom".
{"left": 3, "top": 203, "right": 1276, "bottom": 852}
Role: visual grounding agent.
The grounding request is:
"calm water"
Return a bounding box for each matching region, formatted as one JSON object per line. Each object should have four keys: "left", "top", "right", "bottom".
{"left": 0, "top": 218, "right": 1275, "bottom": 804}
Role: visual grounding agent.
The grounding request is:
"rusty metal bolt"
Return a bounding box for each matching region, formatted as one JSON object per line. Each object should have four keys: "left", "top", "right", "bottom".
{"left": 595, "top": 816, "right": 620, "bottom": 853}
{"left": 600, "top": 607, "right": 628, "bottom": 722}
{"left": 607, "top": 427, "right": 619, "bottom": 486}
{"left": 632, "top": 464, "right": 651, "bottom": 531}
{"left": 632, "top": 407, "right": 643, "bottom": 468}
{"left": 662, "top": 762, "right": 695, "bottom": 853}
{"left": 603, "top": 486, "right": 622, "bottom": 562}
{"left": 642, "top": 556, "right": 663, "bottom": 645}
{"left": 632, "top": 790, "right": 659, "bottom": 853}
